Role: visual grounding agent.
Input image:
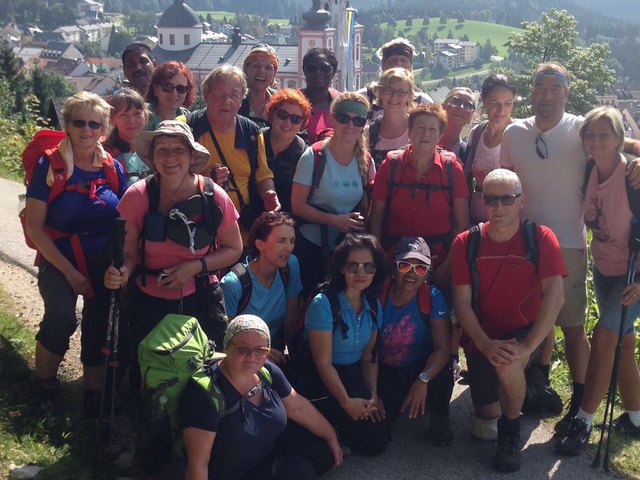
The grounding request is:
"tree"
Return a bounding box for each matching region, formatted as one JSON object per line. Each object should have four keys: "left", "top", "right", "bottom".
{"left": 0, "top": 47, "right": 31, "bottom": 113}
{"left": 31, "top": 67, "right": 75, "bottom": 115}
{"left": 406, "top": 16, "right": 412, "bottom": 27}
{"left": 41, "top": 4, "right": 76, "bottom": 31}
{"left": 439, "top": 15, "right": 447, "bottom": 25}
{"left": 446, "top": 29, "right": 453, "bottom": 39}
{"left": 422, "top": 16, "right": 429, "bottom": 26}
{"left": 504, "top": 8, "right": 616, "bottom": 115}
{"left": 207, "top": 13, "right": 213, "bottom": 24}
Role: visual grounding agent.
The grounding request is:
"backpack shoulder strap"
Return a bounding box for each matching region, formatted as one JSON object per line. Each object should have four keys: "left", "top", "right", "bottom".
{"left": 231, "top": 263, "right": 252, "bottom": 315}
{"left": 466, "top": 223, "right": 484, "bottom": 317}
{"left": 201, "top": 175, "right": 222, "bottom": 237}
{"left": 310, "top": 140, "right": 327, "bottom": 195}
{"left": 325, "top": 290, "right": 348, "bottom": 339}
{"left": 466, "top": 121, "right": 488, "bottom": 168}
{"left": 368, "top": 116, "right": 382, "bottom": 153}
{"left": 521, "top": 219, "right": 539, "bottom": 268}
{"left": 582, "top": 158, "right": 596, "bottom": 195}
{"left": 145, "top": 175, "right": 161, "bottom": 212}
{"left": 101, "top": 153, "right": 121, "bottom": 194}
{"left": 45, "top": 147, "right": 68, "bottom": 203}
{"left": 417, "top": 284, "right": 431, "bottom": 325}
{"left": 381, "top": 151, "right": 403, "bottom": 233}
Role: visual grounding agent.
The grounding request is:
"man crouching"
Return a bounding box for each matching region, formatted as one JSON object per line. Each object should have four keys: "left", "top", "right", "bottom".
{"left": 451, "top": 169, "right": 566, "bottom": 472}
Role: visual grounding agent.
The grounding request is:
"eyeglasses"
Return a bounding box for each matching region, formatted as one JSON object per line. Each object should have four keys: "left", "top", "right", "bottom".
{"left": 482, "top": 193, "right": 522, "bottom": 206}
{"left": 448, "top": 96, "right": 475, "bottom": 112}
{"left": 71, "top": 119, "right": 102, "bottom": 130}
{"left": 381, "top": 87, "right": 409, "bottom": 97}
{"left": 160, "top": 83, "right": 189, "bottom": 94}
{"left": 395, "top": 261, "right": 429, "bottom": 276}
{"left": 334, "top": 113, "right": 367, "bottom": 128}
{"left": 535, "top": 133, "right": 548, "bottom": 159}
{"left": 304, "top": 62, "right": 333, "bottom": 74}
{"left": 275, "top": 109, "right": 304, "bottom": 125}
{"left": 211, "top": 91, "right": 243, "bottom": 102}
{"left": 345, "top": 262, "right": 377, "bottom": 274}
{"left": 231, "top": 342, "right": 270, "bottom": 358}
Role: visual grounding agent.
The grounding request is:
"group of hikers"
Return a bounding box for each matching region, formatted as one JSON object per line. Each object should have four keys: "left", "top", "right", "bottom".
{"left": 21, "top": 36, "right": 640, "bottom": 479}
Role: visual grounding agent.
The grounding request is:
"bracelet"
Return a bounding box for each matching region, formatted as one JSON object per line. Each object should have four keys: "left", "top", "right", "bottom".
{"left": 199, "top": 257, "right": 208, "bottom": 275}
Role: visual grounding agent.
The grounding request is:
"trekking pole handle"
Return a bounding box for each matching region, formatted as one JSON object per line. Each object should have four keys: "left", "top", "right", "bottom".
{"left": 629, "top": 217, "right": 640, "bottom": 254}
{"left": 113, "top": 217, "right": 126, "bottom": 270}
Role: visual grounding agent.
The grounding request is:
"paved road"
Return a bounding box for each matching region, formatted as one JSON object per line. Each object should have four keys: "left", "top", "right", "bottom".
{"left": 0, "top": 178, "right": 621, "bottom": 479}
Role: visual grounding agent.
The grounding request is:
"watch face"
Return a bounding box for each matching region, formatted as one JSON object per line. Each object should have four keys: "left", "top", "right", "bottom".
{"left": 419, "top": 372, "right": 430, "bottom": 384}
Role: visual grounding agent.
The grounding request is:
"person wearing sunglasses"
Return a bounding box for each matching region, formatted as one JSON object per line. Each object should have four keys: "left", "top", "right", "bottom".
{"left": 451, "top": 168, "right": 566, "bottom": 472}
{"left": 292, "top": 92, "right": 375, "bottom": 293}
{"left": 26, "top": 91, "right": 128, "bottom": 414}
{"left": 555, "top": 107, "right": 640, "bottom": 455}
{"left": 377, "top": 237, "right": 454, "bottom": 447}
{"left": 146, "top": 61, "right": 195, "bottom": 131}
{"left": 103, "top": 88, "right": 152, "bottom": 186}
{"left": 500, "top": 62, "right": 640, "bottom": 437}
{"left": 305, "top": 233, "right": 391, "bottom": 456}
{"left": 240, "top": 44, "right": 279, "bottom": 128}
{"left": 181, "top": 314, "right": 342, "bottom": 480}
{"left": 370, "top": 103, "right": 469, "bottom": 291}
{"left": 262, "top": 89, "right": 312, "bottom": 213}
{"left": 439, "top": 87, "right": 476, "bottom": 167}
{"left": 466, "top": 74, "right": 517, "bottom": 224}
{"left": 300, "top": 48, "right": 340, "bottom": 144}
{"left": 365, "top": 67, "right": 414, "bottom": 168}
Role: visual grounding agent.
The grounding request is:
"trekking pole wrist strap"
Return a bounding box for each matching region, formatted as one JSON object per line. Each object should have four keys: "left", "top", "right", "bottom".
{"left": 199, "top": 257, "right": 208, "bottom": 275}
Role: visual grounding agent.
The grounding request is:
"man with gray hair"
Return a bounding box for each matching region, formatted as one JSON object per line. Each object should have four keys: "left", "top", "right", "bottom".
{"left": 452, "top": 168, "right": 567, "bottom": 472}
{"left": 500, "top": 62, "right": 640, "bottom": 434}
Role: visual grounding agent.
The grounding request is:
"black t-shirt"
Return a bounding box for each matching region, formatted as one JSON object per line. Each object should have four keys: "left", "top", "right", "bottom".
{"left": 180, "top": 360, "right": 292, "bottom": 479}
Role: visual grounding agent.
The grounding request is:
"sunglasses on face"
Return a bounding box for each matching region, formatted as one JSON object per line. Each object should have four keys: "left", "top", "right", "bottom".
{"left": 160, "top": 83, "right": 189, "bottom": 94}
{"left": 231, "top": 342, "right": 270, "bottom": 358}
{"left": 305, "top": 62, "right": 333, "bottom": 74}
{"left": 345, "top": 262, "right": 377, "bottom": 274}
{"left": 395, "top": 261, "right": 429, "bottom": 276}
{"left": 275, "top": 109, "right": 304, "bottom": 125}
{"left": 482, "top": 193, "right": 521, "bottom": 206}
{"left": 71, "top": 119, "right": 102, "bottom": 130}
{"left": 334, "top": 113, "right": 367, "bottom": 128}
{"left": 535, "top": 133, "right": 549, "bottom": 159}
{"left": 448, "top": 96, "right": 475, "bottom": 112}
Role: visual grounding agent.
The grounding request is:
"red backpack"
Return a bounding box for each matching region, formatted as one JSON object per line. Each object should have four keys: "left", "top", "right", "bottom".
{"left": 20, "top": 129, "right": 121, "bottom": 297}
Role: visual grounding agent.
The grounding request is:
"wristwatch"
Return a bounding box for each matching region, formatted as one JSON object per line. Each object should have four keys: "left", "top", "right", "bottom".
{"left": 418, "top": 372, "right": 431, "bottom": 384}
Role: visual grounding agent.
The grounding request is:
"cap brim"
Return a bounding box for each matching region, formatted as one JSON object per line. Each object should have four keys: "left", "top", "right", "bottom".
{"left": 135, "top": 129, "right": 211, "bottom": 174}
{"left": 395, "top": 251, "right": 431, "bottom": 265}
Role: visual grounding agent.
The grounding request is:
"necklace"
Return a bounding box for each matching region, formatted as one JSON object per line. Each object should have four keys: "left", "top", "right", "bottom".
{"left": 164, "top": 173, "right": 192, "bottom": 206}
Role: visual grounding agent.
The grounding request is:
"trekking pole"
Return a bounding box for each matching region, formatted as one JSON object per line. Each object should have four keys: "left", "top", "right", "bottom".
{"left": 98, "top": 218, "right": 126, "bottom": 475}
{"left": 592, "top": 218, "right": 640, "bottom": 471}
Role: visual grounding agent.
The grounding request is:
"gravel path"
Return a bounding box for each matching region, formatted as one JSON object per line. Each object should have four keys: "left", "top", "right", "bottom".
{"left": 0, "top": 177, "right": 621, "bottom": 479}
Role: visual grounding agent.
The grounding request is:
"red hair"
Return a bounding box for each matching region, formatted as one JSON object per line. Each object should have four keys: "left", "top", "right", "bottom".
{"left": 147, "top": 61, "right": 196, "bottom": 107}
{"left": 265, "top": 88, "right": 312, "bottom": 130}
{"left": 408, "top": 103, "right": 448, "bottom": 132}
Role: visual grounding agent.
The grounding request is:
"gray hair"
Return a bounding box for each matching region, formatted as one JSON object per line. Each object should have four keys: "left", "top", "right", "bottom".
{"left": 201, "top": 64, "right": 247, "bottom": 99}
{"left": 483, "top": 168, "right": 523, "bottom": 195}
{"left": 580, "top": 106, "right": 625, "bottom": 153}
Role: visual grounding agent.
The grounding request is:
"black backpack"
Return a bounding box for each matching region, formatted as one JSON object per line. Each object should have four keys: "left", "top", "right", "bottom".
{"left": 228, "top": 262, "right": 290, "bottom": 315}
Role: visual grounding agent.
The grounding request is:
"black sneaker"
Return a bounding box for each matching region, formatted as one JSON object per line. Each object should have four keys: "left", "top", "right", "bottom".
{"left": 612, "top": 413, "right": 640, "bottom": 437}
{"left": 555, "top": 417, "right": 591, "bottom": 455}
{"left": 554, "top": 398, "right": 581, "bottom": 436}
{"left": 522, "top": 367, "right": 563, "bottom": 415}
{"left": 427, "top": 413, "right": 453, "bottom": 447}
{"left": 493, "top": 418, "right": 522, "bottom": 472}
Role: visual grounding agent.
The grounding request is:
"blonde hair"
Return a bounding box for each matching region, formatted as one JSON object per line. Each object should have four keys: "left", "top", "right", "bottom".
{"left": 580, "top": 106, "right": 625, "bottom": 152}
{"left": 329, "top": 92, "right": 371, "bottom": 184}
{"left": 62, "top": 91, "right": 112, "bottom": 134}
{"left": 201, "top": 64, "right": 247, "bottom": 98}
{"left": 373, "top": 67, "right": 415, "bottom": 111}
{"left": 443, "top": 87, "right": 475, "bottom": 107}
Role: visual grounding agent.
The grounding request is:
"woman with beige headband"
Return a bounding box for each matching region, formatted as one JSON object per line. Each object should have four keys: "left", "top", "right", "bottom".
{"left": 240, "top": 44, "right": 279, "bottom": 127}
{"left": 181, "top": 315, "right": 342, "bottom": 479}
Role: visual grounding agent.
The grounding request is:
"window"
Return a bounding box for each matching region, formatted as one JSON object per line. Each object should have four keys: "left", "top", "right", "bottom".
{"left": 170, "top": 34, "right": 175, "bottom": 45}
{"left": 184, "top": 34, "right": 190, "bottom": 45}
{"left": 159, "top": 33, "right": 163, "bottom": 44}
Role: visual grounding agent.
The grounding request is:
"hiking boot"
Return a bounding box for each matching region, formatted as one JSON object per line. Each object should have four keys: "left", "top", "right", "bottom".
{"left": 493, "top": 417, "right": 522, "bottom": 472}
{"left": 612, "top": 413, "right": 640, "bottom": 437}
{"left": 427, "top": 413, "right": 453, "bottom": 447}
{"left": 555, "top": 417, "right": 591, "bottom": 456}
{"left": 37, "top": 378, "right": 60, "bottom": 414}
{"left": 554, "top": 396, "right": 582, "bottom": 436}
{"left": 83, "top": 390, "right": 104, "bottom": 418}
{"left": 522, "top": 367, "right": 562, "bottom": 415}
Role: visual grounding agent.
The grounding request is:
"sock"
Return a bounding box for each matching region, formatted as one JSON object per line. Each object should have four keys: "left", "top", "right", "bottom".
{"left": 575, "top": 408, "right": 594, "bottom": 428}
{"left": 534, "top": 362, "right": 550, "bottom": 380}
{"left": 626, "top": 410, "right": 640, "bottom": 427}
{"left": 571, "top": 382, "right": 585, "bottom": 403}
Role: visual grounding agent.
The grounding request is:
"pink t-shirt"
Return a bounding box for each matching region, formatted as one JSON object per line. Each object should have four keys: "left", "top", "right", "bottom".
{"left": 584, "top": 158, "right": 633, "bottom": 276}
{"left": 118, "top": 176, "right": 239, "bottom": 299}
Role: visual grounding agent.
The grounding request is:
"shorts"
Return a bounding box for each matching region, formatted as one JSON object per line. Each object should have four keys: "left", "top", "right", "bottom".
{"left": 466, "top": 327, "right": 533, "bottom": 408}
{"left": 36, "top": 257, "right": 116, "bottom": 367}
{"left": 555, "top": 247, "right": 587, "bottom": 328}
{"left": 593, "top": 267, "right": 640, "bottom": 335}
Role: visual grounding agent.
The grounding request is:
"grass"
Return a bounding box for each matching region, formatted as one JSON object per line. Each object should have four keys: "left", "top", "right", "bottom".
{"left": 194, "top": 10, "right": 289, "bottom": 25}
{"left": 379, "top": 19, "right": 519, "bottom": 57}
{"left": 0, "top": 288, "right": 105, "bottom": 479}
